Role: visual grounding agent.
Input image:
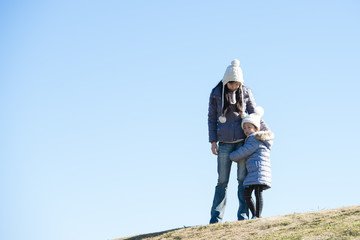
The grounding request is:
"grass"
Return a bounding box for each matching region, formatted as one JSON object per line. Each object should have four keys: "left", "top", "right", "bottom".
{"left": 116, "top": 205, "right": 360, "bottom": 240}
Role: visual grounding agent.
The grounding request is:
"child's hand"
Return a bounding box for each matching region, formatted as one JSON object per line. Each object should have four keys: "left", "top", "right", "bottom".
{"left": 230, "top": 151, "right": 241, "bottom": 162}
{"left": 230, "top": 153, "right": 238, "bottom": 162}
{"left": 230, "top": 154, "right": 245, "bottom": 163}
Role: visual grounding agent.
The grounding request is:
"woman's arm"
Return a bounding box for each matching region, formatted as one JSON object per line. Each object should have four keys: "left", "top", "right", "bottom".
{"left": 245, "top": 87, "right": 270, "bottom": 131}
{"left": 208, "top": 92, "right": 218, "bottom": 143}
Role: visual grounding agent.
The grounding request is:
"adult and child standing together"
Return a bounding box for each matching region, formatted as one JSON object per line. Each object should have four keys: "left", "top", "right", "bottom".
{"left": 208, "top": 59, "right": 274, "bottom": 223}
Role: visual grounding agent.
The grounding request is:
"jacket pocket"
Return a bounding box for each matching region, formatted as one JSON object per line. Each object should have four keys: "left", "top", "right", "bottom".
{"left": 246, "top": 160, "right": 257, "bottom": 172}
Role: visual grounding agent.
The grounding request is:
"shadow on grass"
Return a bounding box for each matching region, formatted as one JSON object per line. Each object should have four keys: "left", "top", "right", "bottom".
{"left": 121, "top": 227, "right": 183, "bottom": 240}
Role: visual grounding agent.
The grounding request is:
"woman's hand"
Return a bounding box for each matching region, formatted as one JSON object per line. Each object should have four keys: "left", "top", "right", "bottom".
{"left": 211, "top": 142, "right": 218, "bottom": 155}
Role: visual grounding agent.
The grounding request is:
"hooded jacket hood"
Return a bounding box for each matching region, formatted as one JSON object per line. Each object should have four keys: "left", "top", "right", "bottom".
{"left": 252, "top": 130, "right": 274, "bottom": 150}
{"left": 254, "top": 131, "right": 274, "bottom": 142}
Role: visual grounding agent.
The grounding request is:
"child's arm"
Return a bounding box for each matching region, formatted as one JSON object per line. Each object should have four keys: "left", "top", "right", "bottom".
{"left": 229, "top": 137, "right": 259, "bottom": 162}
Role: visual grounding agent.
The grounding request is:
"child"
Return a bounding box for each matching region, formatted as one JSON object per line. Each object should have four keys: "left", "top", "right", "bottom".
{"left": 229, "top": 106, "right": 274, "bottom": 219}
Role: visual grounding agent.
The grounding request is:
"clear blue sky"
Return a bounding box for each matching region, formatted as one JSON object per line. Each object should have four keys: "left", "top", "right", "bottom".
{"left": 1, "top": 1, "right": 360, "bottom": 240}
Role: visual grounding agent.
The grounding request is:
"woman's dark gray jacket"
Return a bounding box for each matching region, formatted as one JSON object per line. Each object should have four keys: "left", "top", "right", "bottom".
{"left": 208, "top": 83, "right": 268, "bottom": 143}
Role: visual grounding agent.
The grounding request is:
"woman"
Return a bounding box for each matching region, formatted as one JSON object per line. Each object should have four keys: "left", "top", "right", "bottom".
{"left": 208, "top": 59, "right": 269, "bottom": 223}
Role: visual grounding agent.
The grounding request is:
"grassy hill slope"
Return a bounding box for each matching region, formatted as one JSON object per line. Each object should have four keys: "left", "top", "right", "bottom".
{"left": 117, "top": 205, "right": 360, "bottom": 240}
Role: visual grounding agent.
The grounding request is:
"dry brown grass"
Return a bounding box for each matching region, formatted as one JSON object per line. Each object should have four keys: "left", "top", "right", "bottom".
{"left": 116, "top": 205, "right": 360, "bottom": 240}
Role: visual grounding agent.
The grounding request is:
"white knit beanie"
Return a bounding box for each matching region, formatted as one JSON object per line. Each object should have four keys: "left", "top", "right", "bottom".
{"left": 241, "top": 106, "right": 264, "bottom": 130}
{"left": 222, "top": 59, "right": 244, "bottom": 85}
{"left": 218, "top": 59, "right": 246, "bottom": 123}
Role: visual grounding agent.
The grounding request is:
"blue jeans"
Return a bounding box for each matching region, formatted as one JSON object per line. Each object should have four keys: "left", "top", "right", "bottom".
{"left": 210, "top": 141, "right": 249, "bottom": 223}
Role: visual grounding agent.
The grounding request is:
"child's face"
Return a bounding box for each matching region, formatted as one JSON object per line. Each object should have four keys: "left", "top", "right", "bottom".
{"left": 243, "top": 122, "right": 257, "bottom": 136}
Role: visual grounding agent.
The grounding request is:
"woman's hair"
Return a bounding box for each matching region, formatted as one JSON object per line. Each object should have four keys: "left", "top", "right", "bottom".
{"left": 220, "top": 81, "right": 245, "bottom": 116}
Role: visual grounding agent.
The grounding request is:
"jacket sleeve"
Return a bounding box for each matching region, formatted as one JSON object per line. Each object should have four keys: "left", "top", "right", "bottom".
{"left": 245, "top": 87, "right": 256, "bottom": 114}
{"left": 229, "top": 137, "right": 259, "bottom": 161}
{"left": 245, "top": 87, "right": 270, "bottom": 131}
{"left": 208, "top": 91, "right": 218, "bottom": 142}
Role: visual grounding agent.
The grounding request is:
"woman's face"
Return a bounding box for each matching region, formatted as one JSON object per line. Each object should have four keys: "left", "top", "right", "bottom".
{"left": 226, "top": 82, "right": 241, "bottom": 91}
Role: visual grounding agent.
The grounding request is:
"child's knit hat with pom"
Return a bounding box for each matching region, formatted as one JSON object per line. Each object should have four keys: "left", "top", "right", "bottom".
{"left": 241, "top": 106, "right": 264, "bottom": 130}
{"left": 218, "top": 59, "right": 245, "bottom": 123}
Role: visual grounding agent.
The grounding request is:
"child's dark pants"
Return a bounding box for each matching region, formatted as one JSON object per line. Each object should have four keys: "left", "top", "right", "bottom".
{"left": 244, "top": 185, "right": 264, "bottom": 218}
